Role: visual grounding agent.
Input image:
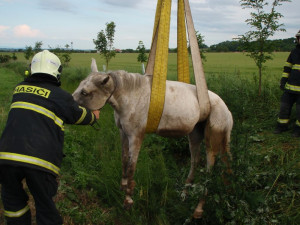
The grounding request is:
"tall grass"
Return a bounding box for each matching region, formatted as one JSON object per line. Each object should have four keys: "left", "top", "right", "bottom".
{"left": 0, "top": 52, "right": 299, "bottom": 225}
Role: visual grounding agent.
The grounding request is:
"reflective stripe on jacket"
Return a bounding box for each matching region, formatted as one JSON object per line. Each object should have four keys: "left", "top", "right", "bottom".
{"left": 281, "top": 44, "right": 300, "bottom": 93}
{"left": 0, "top": 76, "right": 95, "bottom": 176}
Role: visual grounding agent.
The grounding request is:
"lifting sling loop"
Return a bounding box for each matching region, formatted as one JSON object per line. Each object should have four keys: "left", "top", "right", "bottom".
{"left": 146, "top": 0, "right": 210, "bottom": 133}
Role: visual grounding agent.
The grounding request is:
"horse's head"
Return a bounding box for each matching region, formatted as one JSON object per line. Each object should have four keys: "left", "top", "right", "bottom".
{"left": 72, "top": 58, "right": 115, "bottom": 110}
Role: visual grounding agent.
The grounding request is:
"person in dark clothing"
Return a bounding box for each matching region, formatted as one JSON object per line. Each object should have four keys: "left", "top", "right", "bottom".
{"left": 274, "top": 30, "right": 300, "bottom": 137}
{"left": 0, "top": 50, "right": 100, "bottom": 225}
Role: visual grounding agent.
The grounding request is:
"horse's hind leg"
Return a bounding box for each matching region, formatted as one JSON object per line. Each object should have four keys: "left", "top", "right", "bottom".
{"left": 207, "top": 129, "right": 232, "bottom": 174}
{"left": 206, "top": 129, "right": 224, "bottom": 171}
{"left": 186, "top": 123, "right": 207, "bottom": 219}
{"left": 220, "top": 132, "right": 232, "bottom": 175}
{"left": 186, "top": 123, "right": 204, "bottom": 184}
{"left": 193, "top": 128, "right": 232, "bottom": 218}
{"left": 193, "top": 127, "right": 224, "bottom": 218}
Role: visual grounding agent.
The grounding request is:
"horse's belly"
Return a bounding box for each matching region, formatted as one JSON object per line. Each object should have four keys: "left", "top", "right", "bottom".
{"left": 157, "top": 128, "right": 190, "bottom": 137}
{"left": 157, "top": 111, "right": 199, "bottom": 137}
{"left": 156, "top": 89, "right": 200, "bottom": 136}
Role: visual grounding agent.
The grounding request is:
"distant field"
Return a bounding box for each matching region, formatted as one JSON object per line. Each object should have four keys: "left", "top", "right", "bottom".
{"left": 5, "top": 51, "right": 289, "bottom": 80}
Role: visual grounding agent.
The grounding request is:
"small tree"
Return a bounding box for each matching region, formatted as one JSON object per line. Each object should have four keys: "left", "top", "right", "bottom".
{"left": 93, "top": 22, "right": 116, "bottom": 70}
{"left": 24, "top": 46, "right": 34, "bottom": 61}
{"left": 238, "top": 0, "right": 291, "bottom": 95}
{"left": 61, "top": 44, "right": 72, "bottom": 66}
{"left": 137, "top": 41, "right": 148, "bottom": 74}
{"left": 0, "top": 55, "right": 11, "bottom": 63}
{"left": 195, "top": 31, "right": 207, "bottom": 62}
{"left": 24, "top": 41, "right": 43, "bottom": 62}
{"left": 12, "top": 53, "right": 17, "bottom": 61}
{"left": 34, "top": 41, "right": 43, "bottom": 54}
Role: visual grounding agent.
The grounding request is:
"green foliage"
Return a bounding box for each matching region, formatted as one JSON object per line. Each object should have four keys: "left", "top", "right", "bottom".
{"left": 93, "top": 22, "right": 116, "bottom": 70}
{"left": 195, "top": 31, "right": 207, "bottom": 62}
{"left": 12, "top": 53, "right": 17, "bottom": 61}
{"left": 0, "top": 54, "right": 11, "bottom": 63}
{"left": 60, "top": 67, "right": 89, "bottom": 88}
{"left": 23, "top": 41, "right": 43, "bottom": 61}
{"left": 137, "top": 41, "right": 148, "bottom": 74}
{"left": 137, "top": 41, "right": 148, "bottom": 63}
{"left": 238, "top": 0, "right": 291, "bottom": 95}
{"left": 0, "top": 53, "right": 17, "bottom": 63}
{"left": 34, "top": 41, "right": 43, "bottom": 53}
{"left": 1, "top": 61, "right": 28, "bottom": 78}
{"left": 24, "top": 45, "right": 34, "bottom": 60}
{"left": 210, "top": 40, "right": 240, "bottom": 52}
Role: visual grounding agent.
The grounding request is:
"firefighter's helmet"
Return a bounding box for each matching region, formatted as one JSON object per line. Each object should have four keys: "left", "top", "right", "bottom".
{"left": 31, "top": 50, "right": 62, "bottom": 79}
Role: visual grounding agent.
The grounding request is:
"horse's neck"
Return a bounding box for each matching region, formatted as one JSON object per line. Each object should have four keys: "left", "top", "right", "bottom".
{"left": 109, "top": 73, "right": 150, "bottom": 112}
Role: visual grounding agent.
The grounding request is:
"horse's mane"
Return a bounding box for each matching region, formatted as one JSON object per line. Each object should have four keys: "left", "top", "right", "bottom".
{"left": 108, "top": 70, "right": 149, "bottom": 91}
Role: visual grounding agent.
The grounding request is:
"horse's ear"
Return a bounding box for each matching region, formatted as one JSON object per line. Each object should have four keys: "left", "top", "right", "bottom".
{"left": 94, "top": 75, "right": 110, "bottom": 87}
{"left": 91, "top": 58, "right": 98, "bottom": 72}
{"left": 101, "top": 76, "right": 110, "bottom": 85}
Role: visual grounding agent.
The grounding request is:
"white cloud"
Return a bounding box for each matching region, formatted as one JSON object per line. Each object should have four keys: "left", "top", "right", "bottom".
{"left": 0, "top": 25, "right": 10, "bottom": 33}
{"left": 0, "top": 25, "right": 10, "bottom": 37}
{"left": 0, "top": 0, "right": 299, "bottom": 49}
{"left": 13, "top": 24, "right": 42, "bottom": 38}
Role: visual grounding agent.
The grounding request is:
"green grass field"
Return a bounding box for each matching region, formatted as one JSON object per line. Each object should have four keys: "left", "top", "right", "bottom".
{"left": 6, "top": 51, "right": 288, "bottom": 74}
{"left": 0, "top": 51, "right": 299, "bottom": 225}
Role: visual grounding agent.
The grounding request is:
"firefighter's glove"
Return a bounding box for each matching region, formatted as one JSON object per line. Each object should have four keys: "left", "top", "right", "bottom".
{"left": 92, "top": 110, "right": 100, "bottom": 120}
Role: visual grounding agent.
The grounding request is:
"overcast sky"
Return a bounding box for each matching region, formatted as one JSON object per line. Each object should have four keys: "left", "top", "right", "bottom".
{"left": 0, "top": 0, "right": 299, "bottom": 50}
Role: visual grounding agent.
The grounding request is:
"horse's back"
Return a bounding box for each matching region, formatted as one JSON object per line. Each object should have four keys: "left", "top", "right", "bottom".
{"left": 157, "top": 80, "right": 232, "bottom": 136}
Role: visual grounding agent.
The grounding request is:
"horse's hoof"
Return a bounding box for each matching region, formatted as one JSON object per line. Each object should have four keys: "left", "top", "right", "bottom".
{"left": 123, "top": 196, "right": 134, "bottom": 210}
{"left": 193, "top": 209, "right": 203, "bottom": 219}
{"left": 123, "top": 203, "right": 132, "bottom": 210}
{"left": 120, "top": 180, "right": 127, "bottom": 191}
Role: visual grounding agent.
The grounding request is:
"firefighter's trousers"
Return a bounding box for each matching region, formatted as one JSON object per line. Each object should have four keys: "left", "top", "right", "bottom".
{"left": 278, "top": 91, "right": 300, "bottom": 127}
{"left": 0, "top": 166, "right": 62, "bottom": 225}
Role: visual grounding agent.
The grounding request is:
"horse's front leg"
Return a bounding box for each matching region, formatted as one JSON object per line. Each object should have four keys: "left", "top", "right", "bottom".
{"left": 123, "top": 134, "right": 144, "bottom": 209}
{"left": 120, "top": 130, "right": 130, "bottom": 192}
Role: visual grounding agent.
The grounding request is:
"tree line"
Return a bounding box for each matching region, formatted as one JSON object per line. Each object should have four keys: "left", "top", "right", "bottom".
{"left": 208, "top": 37, "right": 295, "bottom": 52}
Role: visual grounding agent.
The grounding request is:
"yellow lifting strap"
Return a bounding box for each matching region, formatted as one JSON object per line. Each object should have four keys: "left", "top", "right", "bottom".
{"left": 177, "top": 0, "right": 190, "bottom": 83}
{"left": 145, "top": 0, "right": 171, "bottom": 133}
{"left": 146, "top": 0, "right": 210, "bottom": 133}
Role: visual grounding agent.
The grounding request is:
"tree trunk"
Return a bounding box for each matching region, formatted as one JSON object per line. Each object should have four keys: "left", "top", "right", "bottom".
{"left": 258, "top": 66, "right": 262, "bottom": 96}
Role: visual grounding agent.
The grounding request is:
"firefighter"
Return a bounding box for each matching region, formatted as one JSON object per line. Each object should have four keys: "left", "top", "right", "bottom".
{"left": 274, "top": 30, "right": 300, "bottom": 137}
{"left": 0, "top": 50, "right": 100, "bottom": 225}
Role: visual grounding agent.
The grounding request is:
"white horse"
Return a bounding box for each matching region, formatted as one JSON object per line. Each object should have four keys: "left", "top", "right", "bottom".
{"left": 72, "top": 59, "right": 233, "bottom": 218}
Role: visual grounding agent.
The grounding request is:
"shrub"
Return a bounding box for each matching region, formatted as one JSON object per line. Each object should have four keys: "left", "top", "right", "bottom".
{"left": 0, "top": 54, "right": 12, "bottom": 63}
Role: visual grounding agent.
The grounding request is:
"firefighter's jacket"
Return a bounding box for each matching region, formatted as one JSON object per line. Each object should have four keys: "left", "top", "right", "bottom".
{"left": 0, "top": 74, "right": 96, "bottom": 176}
{"left": 281, "top": 44, "right": 300, "bottom": 93}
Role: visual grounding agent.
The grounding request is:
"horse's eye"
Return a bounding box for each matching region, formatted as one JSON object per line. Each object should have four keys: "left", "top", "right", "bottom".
{"left": 81, "top": 90, "right": 88, "bottom": 96}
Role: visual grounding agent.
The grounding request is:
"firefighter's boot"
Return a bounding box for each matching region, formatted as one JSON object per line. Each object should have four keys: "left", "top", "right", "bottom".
{"left": 292, "top": 126, "right": 300, "bottom": 137}
{"left": 273, "top": 123, "right": 288, "bottom": 134}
